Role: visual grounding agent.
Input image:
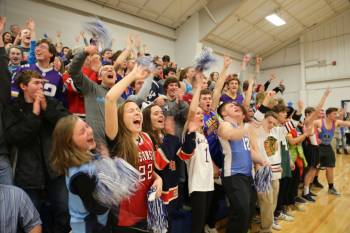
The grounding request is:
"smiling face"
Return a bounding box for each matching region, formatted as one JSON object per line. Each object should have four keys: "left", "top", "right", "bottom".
{"left": 166, "top": 82, "right": 179, "bottom": 99}
{"left": 150, "top": 105, "right": 165, "bottom": 130}
{"left": 35, "top": 42, "right": 53, "bottom": 63}
{"left": 100, "top": 65, "right": 116, "bottom": 88}
{"left": 72, "top": 119, "right": 96, "bottom": 152}
{"left": 199, "top": 94, "right": 212, "bottom": 113}
{"left": 228, "top": 79, "right": 239, "bottom": 94}
{"left": 123, "top": 102, "right": 143, "bottom": 134}
{"left": 9, "top": 47, "right": 22, "bottom": 65}
{"left": 21, "top": 29, "right": 31, "bottom": 45}
{"left": 3, "top": 32, "right": 12, "bottom": 43}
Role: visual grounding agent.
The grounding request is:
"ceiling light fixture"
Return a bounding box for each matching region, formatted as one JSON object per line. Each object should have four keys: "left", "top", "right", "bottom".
{"left": 265, "top": 13, "right": 286, "bottom": 26}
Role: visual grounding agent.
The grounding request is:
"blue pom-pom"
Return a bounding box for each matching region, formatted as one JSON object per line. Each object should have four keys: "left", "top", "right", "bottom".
{"left": 82, "top": 18, "right": 112, "bottom": 49}
{"left": 136, "top": 56, "right": 155, "bottom": 71}
{"left": 194, "top": 47, "right": 217, "bottom": 71}
{"left": 254, "top": 166, "right": 272, "bottom": 192}
{"left": 147, "top": 187, "right": 168, "bottom": 233}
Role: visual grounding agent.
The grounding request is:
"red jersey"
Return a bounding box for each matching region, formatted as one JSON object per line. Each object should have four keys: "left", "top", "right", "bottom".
{"left": 62, "top": 67, "right": 99, "bottom": 116}
{"left": 117, "top": 132, "right": 155, "bottom": 226}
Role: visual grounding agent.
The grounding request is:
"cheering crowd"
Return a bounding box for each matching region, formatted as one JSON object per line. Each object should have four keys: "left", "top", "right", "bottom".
{"left": 1, "top": 16, "right": 350, "bottom": 233}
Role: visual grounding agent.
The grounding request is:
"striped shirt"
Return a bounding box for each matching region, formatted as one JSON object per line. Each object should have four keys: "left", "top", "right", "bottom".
{"left": 0, "top": 184, "right": 41, "bottom": 233}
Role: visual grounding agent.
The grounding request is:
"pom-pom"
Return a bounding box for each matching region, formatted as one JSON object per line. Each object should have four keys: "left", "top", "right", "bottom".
{"left": 82, "top": 18, "right": 112, "bottom": 49}
{"left": 136, "top": 56, "right": 155, "bottom": 71}
{"left": 91, "top": 157, "right": 140, "bottom": 208}
{"left": 147, "top": 186, "right": 168, "bottom": 233}
{"left": 194, "top": 47, "right": 216, "bottom": 71}
{"left": 254, "top": 166, "right": 272, "bottom": 192}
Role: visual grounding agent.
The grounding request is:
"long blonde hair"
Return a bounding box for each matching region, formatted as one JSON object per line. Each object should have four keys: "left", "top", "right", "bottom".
{"left": 110, "top": 100, "right": 139, "bottom": 168}
{"left": 51, "top": 115, "right": 92, "bottom": 175}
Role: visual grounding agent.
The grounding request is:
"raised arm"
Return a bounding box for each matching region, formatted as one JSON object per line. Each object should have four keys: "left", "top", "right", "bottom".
{"left": 212, "top": 55, "right": 232, "bottom": 110}
{"left": 0, "top": 16, "right": 11, "bottom": 106}
{"left": 218, "top": 121, "right": 249, "bottom": 141}
{"left": 304, "top": 88, "right": 330, "bottom": 126}
{"left": 27, "top": 18, "right": 37, "bottom": 65}
{"left": 242, "top": 76, "right": 255, "bottom": 109}
{"left": 113, "top": 34, "right": 133, "bottom": 70}
{"left": 105, "top": 64, "right": 151, "bottom": 140}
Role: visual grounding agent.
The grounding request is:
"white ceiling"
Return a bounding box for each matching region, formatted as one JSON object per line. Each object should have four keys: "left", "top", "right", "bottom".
{"left": 86, "top": 0, "right": 350, "bottom": 57}
{"left": 86, "top": 0, "right": 208, "bottom": 29}
{"left": 205, "top": 0, "right": 350, "bottom": 57}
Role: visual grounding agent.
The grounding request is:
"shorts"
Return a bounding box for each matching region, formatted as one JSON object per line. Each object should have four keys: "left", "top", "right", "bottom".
{"left": 319, "top": 144, "right": 336, "bottom": 168}
{"left": 304, "top": 144, "right": 320, "bottom": 168}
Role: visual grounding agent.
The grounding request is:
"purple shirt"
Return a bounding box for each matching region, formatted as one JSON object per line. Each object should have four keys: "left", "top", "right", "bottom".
{"left": 220, "top": 93, "right": 244, "bottom": 105}
{"left": 11, "top": 63, "right": 65, "bottom": 103}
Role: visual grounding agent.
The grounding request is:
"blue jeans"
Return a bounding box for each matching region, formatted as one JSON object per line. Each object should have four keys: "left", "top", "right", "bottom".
{"left": 0, "top": 155, "right": 13, "bottom": 185}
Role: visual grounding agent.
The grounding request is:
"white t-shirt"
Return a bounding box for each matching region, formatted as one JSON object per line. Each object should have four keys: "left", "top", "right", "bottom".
{"left": 186, "top": 132, "right": 214, "bottom": 194}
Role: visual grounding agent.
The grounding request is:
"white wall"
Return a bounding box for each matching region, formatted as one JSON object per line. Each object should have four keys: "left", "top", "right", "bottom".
{"left": 3, "top": 0, "right": 175, "bottom": 58}
{"left": 261, "top": 9, "right": 350, "bottom": 109}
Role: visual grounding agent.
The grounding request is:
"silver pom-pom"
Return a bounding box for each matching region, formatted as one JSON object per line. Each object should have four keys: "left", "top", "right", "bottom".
{"left": 194, "top": 47, "right": 217, "bottom": 71}
{"left": 82, "top": 18, "right": 113, "bottom": 49}
{"left": 136, "top": 56, "right": 155, "bottom": 71}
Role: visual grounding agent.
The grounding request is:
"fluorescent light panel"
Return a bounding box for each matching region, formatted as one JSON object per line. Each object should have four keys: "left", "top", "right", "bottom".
{"left": 265, "top": 14, "right": 286, "bottom": 26}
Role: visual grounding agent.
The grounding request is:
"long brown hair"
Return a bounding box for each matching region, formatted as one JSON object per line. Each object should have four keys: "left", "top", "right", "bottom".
{"left": 142, "top": 104, "right": 163, "bottom": 147}
{"left": 51, "top": 115, "right": 92, "bottom": 175}
{"left": 110, "top": 100, "right": 139, "bottom": 168}
{"left": 179, "top": 66, "right": 191, "bottom": 81}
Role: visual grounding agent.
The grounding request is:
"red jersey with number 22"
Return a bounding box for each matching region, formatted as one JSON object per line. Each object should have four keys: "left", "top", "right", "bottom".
{"left": 117, "top": 132, "right": 155, "bottom": 226}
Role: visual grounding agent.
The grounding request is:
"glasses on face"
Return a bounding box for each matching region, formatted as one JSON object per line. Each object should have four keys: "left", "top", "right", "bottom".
{"left": 36, "top": 44, "right": 49, "bottom": 50}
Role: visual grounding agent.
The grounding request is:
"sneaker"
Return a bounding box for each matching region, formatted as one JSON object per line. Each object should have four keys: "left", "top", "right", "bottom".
{"left": 277, "top": 212, "right": 294, "bottom": 222}
{"left": 272, "top": 221, "right": 282, "bottom": 231}
{"left": 291, "top": 204, "right": 306, "bottom": 212}
{"left": 328, "top": 187, "right": 341, "bottom": 196}
{"left": 295, "top": 196, "right": 306, "bottom": 204}
{"left": 302, "top": 194, "right": 316, "bottom": 202}
{"left": 204, "top": 225, "right": 218, "bottom": 233}
{"left": 312, "top": 181, "right": 324, "bottom": 188}
{"left": 309, "top": 191, "right": 317, "bottom": 196}
{"left": 283, "top": 207, "right": 295, "bottom": 217}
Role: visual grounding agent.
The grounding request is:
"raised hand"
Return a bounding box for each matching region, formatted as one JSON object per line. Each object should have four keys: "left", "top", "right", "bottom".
{"left": 192, "top": 72, "right": 204, "bottom": 89}
{"left": 256, "top": 56, "right": 262, "bottom": 65}
{"left": 269, "top": 73, "right": 276, "bottom": 81}
{"left": 242, "top": 54, "right": 251, "bottom": 65}
{"left": 262, "top": 91, "right": 276, "bottom": 107}
{"left": 0, "top": 16, "right": 6, "bottom": 34}
{"left": 131, "top": 63, "right": 151, "bottom": 80}
{"left": 26, "top": 17, "right": 35, "bottom": 31}
{"left": 84, "top": 45, "right": 98, "bottom": 55}
{"left": 134, "top": 34, "right": 141, "bottom": 49}
{"left": 223, "top": 55, "right": 232, "bottom": 69}
{"left": 297, "top": 100, "right": 304, "bottom": 112}
{"left": 56, "top": 31, "right": 61, "bottom": 38}
{"left": 126, "top": 34, "right": 133, "bottom": 50}
{"left": 33, "top": 91, "right": 42, "bottom": 115}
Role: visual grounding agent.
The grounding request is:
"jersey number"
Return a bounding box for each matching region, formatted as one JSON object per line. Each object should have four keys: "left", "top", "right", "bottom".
{"left": 139, "top": 163, "right": 153, "bottom": 181}
{"left": 44, "top": 83, "right": 57, "bottom": 97}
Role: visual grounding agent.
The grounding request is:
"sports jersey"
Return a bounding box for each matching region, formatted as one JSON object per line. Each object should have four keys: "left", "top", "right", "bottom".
{"left": 219, "top": 93, "right": 244, "bottom": 105}
{"left": 203, "top": 111, "right": 224, "bottom": 168}
{"left": 185, "top": 132, "right": 214, "bottom": 194}
{"left": 219, "top": 123, "right": 252, "bottom": 177}
{"left": 319, "top": 120, "right": 335, "bottom": 145}
{"left": 117, "top": 132, "right": 154, "bottom": 227}
{"left": 153, "top": 133, "right": 195, "bottom": 209}
{"left": 62, "top": 67, "right": 99, "bottom": 117}
{"left": 11, "top": 63, "right": 65, "bottom": 103}
{"left": 116, "top": 74, "right": 133, "bottom": 100}
{"left": 255, "top": 126, "right": 283, "bottom": 180}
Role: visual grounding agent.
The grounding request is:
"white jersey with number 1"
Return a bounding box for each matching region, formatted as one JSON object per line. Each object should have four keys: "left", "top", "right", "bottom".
{"left": 185, "top": 132, "right": 214, "bottom": 194}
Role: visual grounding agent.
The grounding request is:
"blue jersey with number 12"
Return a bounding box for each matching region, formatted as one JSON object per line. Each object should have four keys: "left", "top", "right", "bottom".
{"left": 220, "top": 123, "right": 252, "bottom": 177}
